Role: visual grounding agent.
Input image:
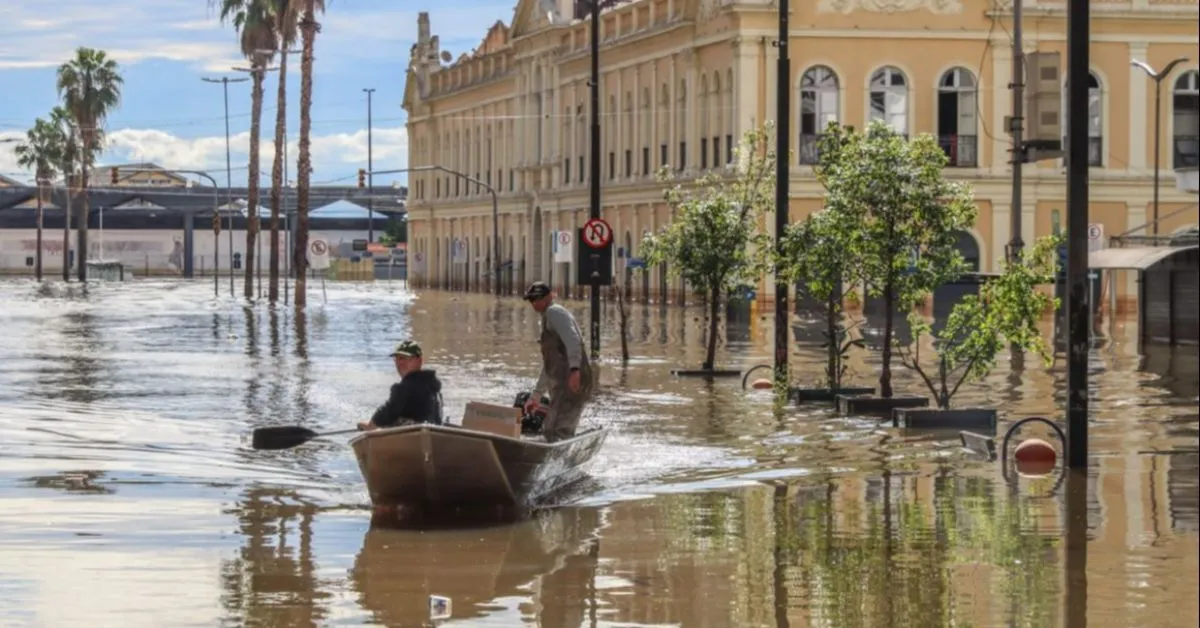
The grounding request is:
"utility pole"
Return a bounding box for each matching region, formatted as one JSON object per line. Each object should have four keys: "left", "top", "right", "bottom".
{"left": 1008, "top": 0, "right": 1025, "bottom": 264}
{"left": 586, "top": 0, "right": 608, "bottom": 361}
{"left": 363, "top": 88, "right": 376, "bottom": 243}
{"left": 201, "top": 75, "right": 248, "bottom": 298}
{"left": 774, "top": 0, "right": 792, "bottom": 388}
{"left": 1065, "top": 0, "right": 1091, "bottom": 471}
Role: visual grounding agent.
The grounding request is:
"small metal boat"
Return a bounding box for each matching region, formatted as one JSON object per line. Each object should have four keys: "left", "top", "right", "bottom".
{"left": 347, "top": 423, "right": 608, "bottom": 514}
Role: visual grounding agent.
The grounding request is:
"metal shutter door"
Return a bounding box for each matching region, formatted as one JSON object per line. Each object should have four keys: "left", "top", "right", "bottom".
{"left": 1172, "top": 269, "right": 1199, "bottom": 344}
{"left": 1144, "top": 270, "right": 1172, "bottom": 344}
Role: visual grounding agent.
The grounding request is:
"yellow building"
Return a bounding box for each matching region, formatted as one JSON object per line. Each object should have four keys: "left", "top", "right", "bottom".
{"left": 402, "top": 0, "right": 1199, "bottom": 307}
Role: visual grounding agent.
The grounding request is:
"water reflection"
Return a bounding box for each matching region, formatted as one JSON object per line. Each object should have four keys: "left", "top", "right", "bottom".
{"left": 354, "top": 508, "right": 602, "bottom": 625}
{"left": 0, "top": 281, "right": 1197, "bottom": 627}
{"left": 220, "top": 488, "right": 327, "bottom": 627}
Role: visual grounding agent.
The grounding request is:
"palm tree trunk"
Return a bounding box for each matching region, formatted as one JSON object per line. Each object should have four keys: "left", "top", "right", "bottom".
{"left": 294, "top": 1, "right": 317, "bottom": 309}
{"left": 245, "top": 65, "right": 265, "bottom": 300}
{"left": 35, "top": 181, "right": 45, "bottom": 282}
{"left": 268, "top": 51, "right": 289, "bottom": 303}
{"left": 62, "top": 178, "right": 73, "bottom": 282}
{"left": 77, "top": 160, "right": 90, "bottom": 283}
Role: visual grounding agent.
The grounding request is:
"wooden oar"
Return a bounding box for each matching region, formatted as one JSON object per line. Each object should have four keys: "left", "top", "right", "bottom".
{"left": 251, "top": 426, "right": 361, "bottom": 450}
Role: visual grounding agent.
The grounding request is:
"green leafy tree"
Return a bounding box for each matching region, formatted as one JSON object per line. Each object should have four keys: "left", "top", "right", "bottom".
{"left": 818, "top": 121, "right": 977, "bottom": 398}
{"left": 640, "top": 123, "right": 777, "bottom": 372}
{"left": 897, "top": 234, "right": 1061, "bottom": 409}
{"left": 776, "top": 206, "right": 865, "bottom": 393}
{"left": 13, "top": 116, "right": 66, "bottom": 281}
{"left": 56, "top": 47, "right": 123, "bottom": 282}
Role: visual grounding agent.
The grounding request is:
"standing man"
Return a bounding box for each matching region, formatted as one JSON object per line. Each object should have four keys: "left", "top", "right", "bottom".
{"left": 522, "top": 281, "right": 595, "bottom": 442}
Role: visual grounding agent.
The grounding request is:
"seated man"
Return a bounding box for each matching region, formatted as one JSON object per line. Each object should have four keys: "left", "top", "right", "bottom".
{"left": 358, "top": 340, "right": 444, "bottom": 431}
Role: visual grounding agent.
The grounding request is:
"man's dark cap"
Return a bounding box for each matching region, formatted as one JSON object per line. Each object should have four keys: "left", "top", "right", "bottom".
{"left": 523, "top": 281, "right": 552, "bottom": 301}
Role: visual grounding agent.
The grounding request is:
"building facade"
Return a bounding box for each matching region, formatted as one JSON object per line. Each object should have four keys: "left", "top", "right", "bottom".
{"left": 402, "top": 0, "right": 1199, "bottom": 306}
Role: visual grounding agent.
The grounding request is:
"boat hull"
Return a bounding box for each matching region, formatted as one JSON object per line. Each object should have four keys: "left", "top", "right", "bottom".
{"left": 348, "top": 424, "right": 607, "bottom": 512}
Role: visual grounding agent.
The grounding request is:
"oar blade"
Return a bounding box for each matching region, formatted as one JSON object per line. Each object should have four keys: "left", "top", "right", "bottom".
{"left": 251, "top": 426, "right": 319, "bottom": 450}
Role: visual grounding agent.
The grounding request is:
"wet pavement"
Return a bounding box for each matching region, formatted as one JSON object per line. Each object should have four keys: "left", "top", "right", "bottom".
{"left": 0, "top": 279, "right": 1196, "bottom": 627}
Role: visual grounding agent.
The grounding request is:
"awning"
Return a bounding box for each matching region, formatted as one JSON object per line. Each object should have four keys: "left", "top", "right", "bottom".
{"left": 1089, "top": 245, "right": 1198, "bottom": 270}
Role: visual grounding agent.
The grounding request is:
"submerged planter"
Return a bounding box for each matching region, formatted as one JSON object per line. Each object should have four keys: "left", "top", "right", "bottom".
{"left": 790, "top": 386, "right": 876, "bottom": 404}
{"left": 672, "top": 368, "right": 743, "bottom": 378}
{"left": 836, "top": 394, "right": 929, "bottom": 416}
{"left": 892, "top": 408, "right": 998, "bottom": 432}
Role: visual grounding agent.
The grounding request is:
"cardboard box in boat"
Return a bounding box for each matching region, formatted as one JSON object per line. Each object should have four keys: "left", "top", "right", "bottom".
{"left": 462, "top": 401, "right": 521, "bottom": 438}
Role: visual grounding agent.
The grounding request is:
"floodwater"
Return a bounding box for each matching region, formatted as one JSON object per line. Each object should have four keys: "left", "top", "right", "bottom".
{"left": 0, "top": 279, "right": 1196, "bottom": 628}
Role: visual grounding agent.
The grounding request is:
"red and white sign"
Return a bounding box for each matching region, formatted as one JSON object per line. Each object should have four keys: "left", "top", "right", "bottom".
{"left": 582, "top": 217, "right": 613, "bottom": 249}
{"left": 553, "top": 230, "right": 574, "bottom": 264}
{"left": 307, "top": 238, "right": 330, "bottom": 270}
{"left": 1087, "top": 223, "right": 1105, "bottom": 253}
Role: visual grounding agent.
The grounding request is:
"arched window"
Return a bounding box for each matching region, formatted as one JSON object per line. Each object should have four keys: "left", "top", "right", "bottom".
{"left": 659, "top": 84, "right": 670, "bottom": 168}
{"left": 799, "top": 65, "right": 840, "bottom": 164}
{"left": 641, "top": 87, "right": 652, "bottom": 176}
{"left": 677, "top": 78, "right": 688, "bottom": 170}
{"left": 576, "top": 102, "right": 585, "bottom": 183}
{"left": 1062, "top": 71, "right": 1104, "bottom": 167}
{"left": 1174, "top": 70, "right": 1199, "bottom": 168}
{"left": 608, "top": 94, "right": 617, "bottom": 180}
{"left": 624, "top": 91, "right": 633, "bottom": 177}
{"left": 869, "top": 66, "right": 908, "bottom": 135}
{"left": 937, "top": 67, "right": 977, "bottom": 167}
{"left": 711, "top": 72, "right": 722, "bottom": 166}
{"left": 533, "top": 68, "right": 544, "bottom": 163}
{"left": 700, "top": 74, "right": 710, "bottom": 168}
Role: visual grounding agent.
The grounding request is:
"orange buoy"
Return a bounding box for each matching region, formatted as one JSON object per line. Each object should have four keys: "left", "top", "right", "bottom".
{"left": 751, "top": 378, "right": 773, "bottom": 390}
{"left": 1014, "top": 438, "right": 1057, "bottom": 476}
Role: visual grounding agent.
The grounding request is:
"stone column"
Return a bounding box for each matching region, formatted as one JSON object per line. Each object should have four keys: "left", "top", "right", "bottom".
{"left": 733, "top": 37, "right": 757, "bottom": 137}
{"left": 990, "top": 37, "right": 1013, "bottom": 175}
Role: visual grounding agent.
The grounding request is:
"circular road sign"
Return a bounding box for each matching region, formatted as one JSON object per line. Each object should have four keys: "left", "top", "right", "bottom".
{"left": 1087, "top": 224, "right": 1102, "bottom": 240}
{"left": 582, "top": 218, "right": 613, "bottom": 249}
{"left": 310, "top": 240, "right": 328, "bottom": 256}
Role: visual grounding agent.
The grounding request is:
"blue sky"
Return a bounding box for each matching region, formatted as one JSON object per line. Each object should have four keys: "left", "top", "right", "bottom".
{"left": 0, "top": 0, "right": 515, "bottom": 188}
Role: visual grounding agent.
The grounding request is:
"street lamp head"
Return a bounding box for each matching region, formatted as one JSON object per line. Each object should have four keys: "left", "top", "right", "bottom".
{"left": 1163, "top": 57, "right": 1190, "bottom": 78}
{"left": 1131, "top": 59, "right": 1156, "bottom": 77}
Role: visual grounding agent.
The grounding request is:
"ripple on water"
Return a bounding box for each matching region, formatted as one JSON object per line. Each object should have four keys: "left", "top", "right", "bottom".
{"left": 0, "top": 280, "right": 1197, "bottom": 627}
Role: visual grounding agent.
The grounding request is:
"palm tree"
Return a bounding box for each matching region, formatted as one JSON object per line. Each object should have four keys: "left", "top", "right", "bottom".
{"left": 13, "top": 117, "right": 64, "bottom": 282}
{"left": 49, "top": 107, "right": 84, "bottom": 282}
{"left": 217, "top": 0, "right": 276, "bottom": 299}
{"left": 267, "top": 0, "right": 301, "bottom": 303}
{"left": 56, "top": 47, "right": 123, "bottom": 282}
{"left": 294, "top": 0, "right": 325, "bottom": 308}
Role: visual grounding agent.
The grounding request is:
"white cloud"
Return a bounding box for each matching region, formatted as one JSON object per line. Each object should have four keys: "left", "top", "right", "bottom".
{"left": 1, "top": 125, "right": 408, "bottom": 187}
{"left": 0, "top": 1, "right": 519, "bottom": 71}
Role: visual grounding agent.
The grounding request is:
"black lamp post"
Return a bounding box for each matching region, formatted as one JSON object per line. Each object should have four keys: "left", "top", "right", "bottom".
{"left": 1132, "top": 57, "right": 1189, "bottom": 238}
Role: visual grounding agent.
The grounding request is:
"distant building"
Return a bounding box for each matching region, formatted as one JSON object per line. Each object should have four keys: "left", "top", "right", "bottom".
{"left": 102, "top": 162, "right": 192, "bottom": 187}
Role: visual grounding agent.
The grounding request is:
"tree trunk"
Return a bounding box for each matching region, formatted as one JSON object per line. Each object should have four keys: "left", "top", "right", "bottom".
{"left": 35, "top": 182, "right": 44, "bottom": 282}
{"left": 294, "top": 2, "right": 317, "bottom": 309}
{"left": 268, "top": 51, "right": 289, "bottom": 303}
{"left": 880, "top": 275, "right": 895, "bottom": 398}
{"left": 245, "top": 65, "right": 265, "bottom": 300}
{"left": 77, "top": 160, "right": 89, "bottom": 283}
{"left": 62, "top": 179, "right": 73, "bottom": 282}
{"left": 703, "top": 284, "right": 721, "bottom": 371}
{"left": 825, "top": 291, "right": 839, "bottom": 390}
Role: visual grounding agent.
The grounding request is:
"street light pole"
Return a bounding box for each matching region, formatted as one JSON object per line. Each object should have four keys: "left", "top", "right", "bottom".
{"left": 1132, "top": 57, "right": 1189, "bottom": 238}
{"left": 201, "top": 75, "right": 248, "bottom": 298}
{"left": 364, "top": 88, "right": 376, "bottom": 244}
{"left": 366, "top": 165, "right": 498, "bottom": 294}
{"left": 586, "top": 0, "right": 616, "bottom": 361}
{"left": 773, "top": 0, "right": 791, "bottom": 388}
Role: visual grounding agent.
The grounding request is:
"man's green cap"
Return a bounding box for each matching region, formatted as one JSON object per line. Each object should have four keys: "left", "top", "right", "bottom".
{"left": 390, "top": 340, "right": 422, "bottom": 358}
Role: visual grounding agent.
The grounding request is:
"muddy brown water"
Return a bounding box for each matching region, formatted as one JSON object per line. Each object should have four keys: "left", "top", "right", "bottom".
{"left": 0, "top": 279, "right": 1196, "bottom": 627}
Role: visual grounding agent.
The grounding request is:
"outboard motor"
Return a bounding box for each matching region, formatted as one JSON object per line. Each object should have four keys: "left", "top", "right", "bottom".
{"left": 512, "top": 390, "right": 551, "bottom": 435}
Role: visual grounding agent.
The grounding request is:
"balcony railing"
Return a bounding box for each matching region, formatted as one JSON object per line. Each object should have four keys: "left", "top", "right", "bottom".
{"left": 1174, "top": 135, "right": 1199, "bottom": 168}
{"left": 939, "top": 134, "right": 978, "bottom": 167}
